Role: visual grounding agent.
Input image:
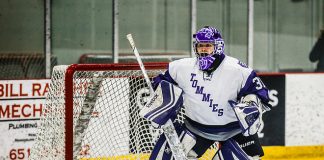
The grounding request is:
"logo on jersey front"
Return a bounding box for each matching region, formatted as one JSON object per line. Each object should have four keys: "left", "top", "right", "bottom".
{"left": 203, "top": 72, "right": 213, "bottom": 81}
{"left": 190, "top": 73, "right": 223, "bottom": 116}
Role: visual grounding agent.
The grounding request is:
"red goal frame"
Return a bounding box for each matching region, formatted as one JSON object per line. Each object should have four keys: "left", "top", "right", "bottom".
{"left": 64, "top": 63, "right": 168, "bottom": 160}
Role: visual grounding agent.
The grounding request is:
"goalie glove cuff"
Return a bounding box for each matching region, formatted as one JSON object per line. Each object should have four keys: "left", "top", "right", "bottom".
{"left": 241, "top": 94, "right": 271, "bottom": 113}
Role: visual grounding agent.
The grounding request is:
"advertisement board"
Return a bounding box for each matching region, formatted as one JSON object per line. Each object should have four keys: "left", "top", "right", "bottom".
{"left": 0, "top": 80, "right": 50, "bottom": 159}
{"left": 259, "top": 74, "right": 285, "bottom": 146}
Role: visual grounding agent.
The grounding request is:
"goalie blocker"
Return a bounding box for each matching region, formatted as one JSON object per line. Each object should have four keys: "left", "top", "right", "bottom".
{"left": 140, "top": 80, "right": 184, "bottom": 125}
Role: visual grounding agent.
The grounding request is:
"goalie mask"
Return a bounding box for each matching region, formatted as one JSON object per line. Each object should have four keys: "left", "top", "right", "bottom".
{"left": 193, "top": 26, "right": 225, "bottom": 71}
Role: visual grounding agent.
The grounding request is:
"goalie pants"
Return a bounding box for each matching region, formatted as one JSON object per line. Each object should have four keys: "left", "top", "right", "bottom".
{"left": 191, "top": 131, "right": 264, "bottom": 158}
{"left": 150, "top": 122, "right": 264, "bottom": 159}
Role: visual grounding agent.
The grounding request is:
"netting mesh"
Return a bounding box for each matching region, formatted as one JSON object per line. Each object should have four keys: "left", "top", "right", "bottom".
{"left": 30, "top": 65, "right": 67, "bottom": 159}
{"left": 30, "top": 64, "right": 217, "bottom": 160}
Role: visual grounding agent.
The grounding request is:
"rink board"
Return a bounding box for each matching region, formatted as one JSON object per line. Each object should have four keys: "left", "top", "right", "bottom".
{"left": 263, "top": 145, "right": 324, "bottom": 159}
{"left": 78, "top": 146, "right": 324, "bottom": 160}
{"left": 79, "top": 149, "right": 217, "bottom": 159}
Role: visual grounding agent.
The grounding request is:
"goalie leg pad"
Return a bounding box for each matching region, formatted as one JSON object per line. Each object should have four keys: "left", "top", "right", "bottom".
{"left": 181, "top": 129, "right": 197, "bottom": 158}
{"left": 150, "top": 122, "right": 183, "bottom": 160}
{"left": 141, "top": 80, "right": 184, "bottom": 125}
{"left": 150, "top": 133, "right": 172, "bottom": 160}
{"left": 213, "top": 138, "right": 250, "bottom": 160}
{"left": 150, "top": 123, "right": 198, "bottom": 160}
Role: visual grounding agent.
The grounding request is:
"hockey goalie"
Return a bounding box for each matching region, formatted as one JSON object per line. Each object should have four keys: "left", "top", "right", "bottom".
{"left": 140, "top": 26, "right": 272, "bottom": 160}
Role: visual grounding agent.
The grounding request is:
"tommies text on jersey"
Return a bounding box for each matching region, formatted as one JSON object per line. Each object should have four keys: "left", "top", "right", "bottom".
{"left": 152, "top": 55, "right": 270, "bottom": 141}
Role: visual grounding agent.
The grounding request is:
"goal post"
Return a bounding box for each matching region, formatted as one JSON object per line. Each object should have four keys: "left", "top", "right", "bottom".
{"left": 30, "top": 63, "right": 217, "bottom": 160}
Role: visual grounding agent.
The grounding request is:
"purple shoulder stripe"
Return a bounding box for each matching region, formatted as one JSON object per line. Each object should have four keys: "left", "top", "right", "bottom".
{"left": 238, "top": 71, "right": 271, "bottom": 107}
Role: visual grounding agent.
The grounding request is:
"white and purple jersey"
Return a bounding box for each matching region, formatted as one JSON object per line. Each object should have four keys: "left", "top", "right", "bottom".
{"left": 152, "top": 55, "right": 270, "bottom": 141}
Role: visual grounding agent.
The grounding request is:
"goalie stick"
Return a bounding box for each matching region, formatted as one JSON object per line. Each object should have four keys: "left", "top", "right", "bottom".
{"left": 127, "top": 34, "right": 186, "bottom": 160}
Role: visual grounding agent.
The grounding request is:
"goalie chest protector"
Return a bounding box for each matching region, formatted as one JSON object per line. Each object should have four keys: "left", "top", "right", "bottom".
{"left": 168, "top": 56, "right": 254, "bottom": 126}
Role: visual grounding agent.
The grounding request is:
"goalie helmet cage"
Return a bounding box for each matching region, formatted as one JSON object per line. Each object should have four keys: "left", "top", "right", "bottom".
{"left": 30, "top": 63, "right": 217, "bottom": 160}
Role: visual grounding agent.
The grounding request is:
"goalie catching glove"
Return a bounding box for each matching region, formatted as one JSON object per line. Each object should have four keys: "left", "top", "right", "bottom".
{"left": 140, "top": 80, "right": 184, "bottom": 126}
{"left": 229, "top": 94, "right": 267, "bottom": 136}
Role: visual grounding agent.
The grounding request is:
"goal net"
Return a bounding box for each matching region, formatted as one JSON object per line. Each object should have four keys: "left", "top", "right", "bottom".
{"left": 30, "top": 63, "right": 217, "bottom": 160}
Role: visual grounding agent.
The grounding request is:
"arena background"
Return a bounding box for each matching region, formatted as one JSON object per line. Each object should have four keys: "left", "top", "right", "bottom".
{"left": 0, "top": 0, "right": 323, "bottom": 159}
